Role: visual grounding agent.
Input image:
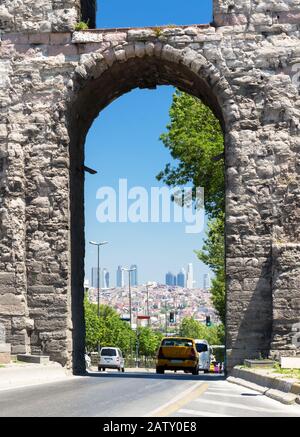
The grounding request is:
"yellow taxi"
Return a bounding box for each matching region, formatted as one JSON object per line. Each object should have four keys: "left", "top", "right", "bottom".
{"left": 156, "top": 337, "right": 199, "bottom": 375}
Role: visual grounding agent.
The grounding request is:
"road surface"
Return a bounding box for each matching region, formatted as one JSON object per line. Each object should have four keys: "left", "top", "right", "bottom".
{"left": 0, "top": 371, "right": 300, "bottom": 417}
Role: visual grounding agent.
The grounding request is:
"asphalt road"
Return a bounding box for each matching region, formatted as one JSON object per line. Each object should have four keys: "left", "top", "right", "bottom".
{"left": 0, "top": 371, "right": 300, "bottom": 417}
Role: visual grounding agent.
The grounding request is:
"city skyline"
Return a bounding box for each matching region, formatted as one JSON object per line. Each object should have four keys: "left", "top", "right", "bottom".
{"left": 88, "top": 262, "right": 210, "bottom": 289}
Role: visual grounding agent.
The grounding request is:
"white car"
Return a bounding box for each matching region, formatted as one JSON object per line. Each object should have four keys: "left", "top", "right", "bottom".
{"left": 195, "top": 339, "right": 211, "bottom": 373}
{"left": 98, "top": 347, "right": 125, "bottom": 372}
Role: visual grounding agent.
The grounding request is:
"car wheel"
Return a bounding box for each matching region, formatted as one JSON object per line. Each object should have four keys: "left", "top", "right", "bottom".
{"left": 156, "top": 367, "right": 164, "bottom": 374}
{"left": 192, "top": 367, "right": 199, "bottom": 375}
{"left": 98, "top": 366, "right": 101, "bottom": 372}
{"left": 204, "top": 369, "right": 209, "bottom": 374}
{"left": 122, "top": 367, "right": 125, "bottom": 373}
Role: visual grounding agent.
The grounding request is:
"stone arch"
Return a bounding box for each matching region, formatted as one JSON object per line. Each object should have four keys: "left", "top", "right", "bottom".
{"left": 68, "top": 41, "right": 240, "bottom": 374}
{"left": 72, "top": 42, "right": 240, "bottom": 134}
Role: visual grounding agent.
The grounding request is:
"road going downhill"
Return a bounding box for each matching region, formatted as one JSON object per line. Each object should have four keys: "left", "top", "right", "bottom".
{"left": 0, "top": 371, "right": 300, "bottom": 417}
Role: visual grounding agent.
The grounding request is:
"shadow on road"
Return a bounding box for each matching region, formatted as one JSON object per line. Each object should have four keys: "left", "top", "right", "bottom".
{"left": 86, "top": 370, "right": 225, "bottom": 382}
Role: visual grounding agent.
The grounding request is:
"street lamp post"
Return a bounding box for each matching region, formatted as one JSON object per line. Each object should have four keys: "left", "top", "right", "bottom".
{"left": 89, "top": 240, "right": 108, "bottom": 353}
{"left": 122, "top": 267, "right": 136, "bottom": 329}
{"left": 144, "top": 283, "right": 153, "bottom": 327}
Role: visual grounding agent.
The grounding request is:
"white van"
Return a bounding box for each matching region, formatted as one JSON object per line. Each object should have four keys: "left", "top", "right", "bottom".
{"left": 98, "top": 347, "right": 125, "bottom": 372}
{"left": 195, "top": 339, "right": 211, "bottom": 373}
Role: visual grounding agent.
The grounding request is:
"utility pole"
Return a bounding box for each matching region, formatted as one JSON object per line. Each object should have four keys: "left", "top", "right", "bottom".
{"left": 89, "top": 240, "right": 108, "bottom": 353}
{"left": 146, "top": 284, "right": 150, "bottom": 326}
{"left": 174, "top": 294, "right": 177, "bottom": 334}
{"left": 122, "top": 267, "right": 136, "bottom": 364}
{"left": 165, "top": 301, "right": 168, "bottom": 336}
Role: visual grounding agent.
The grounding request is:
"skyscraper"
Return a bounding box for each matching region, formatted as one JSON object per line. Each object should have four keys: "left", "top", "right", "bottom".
{"left": 177, "top": 268, "right": 186, "bottom": 288}
{"left": 186, "top": 263, "right": 194, "bottom": 289}
{"left": 204, "top": 273, "right": 211, "bottom": 290}
{"left": 116, "top": 265, "right": 124, "bottom": 288}
{"left": 91, "top": 267, "right": 99, "bottom": 288}
{"left": 130, "top": 264, "right": 138, "bottom": 286}
{"left": 91, "top": 267, "right": 110, "bottom": 289}
{"left": 166, "top": 272, "right": 176, "bottom": 286}
{"left": 102, "top": 268, "right": 109, "bottom": 289}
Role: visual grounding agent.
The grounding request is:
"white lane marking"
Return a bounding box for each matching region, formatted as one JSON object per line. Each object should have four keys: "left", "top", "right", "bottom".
{"left": 179, "top": 408, "right": 233, "bottom": 417}
{"left": 194, "top": 398, "right": 284, "bottom": 413}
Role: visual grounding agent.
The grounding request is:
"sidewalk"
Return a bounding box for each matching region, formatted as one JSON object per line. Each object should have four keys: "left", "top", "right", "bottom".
{"left": 228, "top": 366, "right": 300, "bottom": 405}
{"left": 0, "top": 362, "right": 72, "bottom": 391}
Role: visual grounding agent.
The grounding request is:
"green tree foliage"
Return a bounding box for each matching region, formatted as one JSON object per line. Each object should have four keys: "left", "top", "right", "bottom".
{"left": 84, "top": 295, "right": 135, "bottom": 353}
{"left": 158, "top": 91, "right": 225, "bottom": 323}
{"left": 157, "top": 91, "right": 224, "bottom": 218}
{"left": 179, "top": 317, "right": 225, "bottom": 345}
{"left": 137, "top": 327, "right": 163, "bottom": 357}
{"left": 196, "top": 213, "right": 226, "bottom": 325}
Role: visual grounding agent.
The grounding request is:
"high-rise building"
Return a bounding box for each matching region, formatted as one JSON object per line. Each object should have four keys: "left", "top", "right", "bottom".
{"left": 102, "top": 268, "right": 109, "bottom": 289}
{"left": 166, "top": 272, "right": 176, "bottom": 286}
{"left": 130, "top": 264, "right": 138, "bottom": 286}
{"left": 204, "top": 273, "right": 211, "bottom": 290}
{"left": 186, "top": 263, "right": 194, "bottom": 289}
{"left": 91, "top": 267, "right": 99, "bottom": 288}
{"left": 177, "top": 268, "right": 186, "bottom": 288}
{"left": 116, "top": 265, "right": 124, "bottom": 288}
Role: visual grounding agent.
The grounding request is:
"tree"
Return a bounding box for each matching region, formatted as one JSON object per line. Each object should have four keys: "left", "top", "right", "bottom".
{"left": 138, "top": 327, "right": 162, "bottom": 357}
{"left": 196, "top": 212, "right": 226, "bottom": 325}
{"left": 179, "top": 317, "right": 225, "bottom": 345}
{"left": 157, "top": 90, "right": 224, "bottom": 218}
{"left": 84, "top": 295, "right": 135, "bottom": 354}
{"left": 158, "top": 91, "right": 225, "bottom": 322}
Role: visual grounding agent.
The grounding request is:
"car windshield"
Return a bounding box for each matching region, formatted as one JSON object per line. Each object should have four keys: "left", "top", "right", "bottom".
{"left": 162, "top": 339, "right": 193, "bottom": 347}
{"left": 196, "top": 343, "right": 208, "bottom": 353}
{"left": 101, "top": 349, "right": 116, "bottom": 356}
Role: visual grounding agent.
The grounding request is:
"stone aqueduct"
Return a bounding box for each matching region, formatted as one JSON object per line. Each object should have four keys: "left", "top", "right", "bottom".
{"left": 0, "top": 0, "right": 299, "bottom": 374}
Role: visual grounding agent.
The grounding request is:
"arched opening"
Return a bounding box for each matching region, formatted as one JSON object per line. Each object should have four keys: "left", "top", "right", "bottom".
{"left": 68, "top": 46, "right": 236, "bottom": 374}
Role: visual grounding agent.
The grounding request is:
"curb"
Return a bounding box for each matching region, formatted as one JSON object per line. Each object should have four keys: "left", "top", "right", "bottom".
{"left": 228, "top": 368, "right": 300, "bottom": 405}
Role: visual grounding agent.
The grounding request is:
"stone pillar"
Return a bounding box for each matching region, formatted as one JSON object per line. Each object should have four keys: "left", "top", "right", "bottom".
{"left": 0, "top": 84, "right": 31, "bottom": 354}
{"left": 225, "top": 128, "right": 273, "bottom": 369}
{"left": 271, "top": 244, "right": 300, "bottom": 359}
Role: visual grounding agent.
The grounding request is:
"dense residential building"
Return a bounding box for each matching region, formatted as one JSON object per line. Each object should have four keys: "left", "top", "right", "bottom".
{"left": 87, "top": 283, "right": 219, "bottom": 329}
{"left": 177, "top": 268, "right": 186, "bottom": 288}
{"left": 166, "top": 272, "right": 176, "bottom": 286}
{"left": 186, "top": 263, "right": 194, "bottom": 289}
{"left": 116, "top": 265, "right": 124, "bottom": 288}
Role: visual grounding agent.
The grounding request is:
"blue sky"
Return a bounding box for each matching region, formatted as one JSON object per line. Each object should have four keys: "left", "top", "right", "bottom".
{"left": 84, "top": 1, "right": 214, "bottom": 287}
{"left": 96, "top": 0, "right": 213, "bottom": 28}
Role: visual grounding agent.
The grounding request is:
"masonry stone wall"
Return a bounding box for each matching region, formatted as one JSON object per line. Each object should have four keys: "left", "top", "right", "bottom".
{"left": 0, "top": 1, "right": 299, "bottom": 373}
{"left": 0, "top": 1, "right": 81, "bottom": 33}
